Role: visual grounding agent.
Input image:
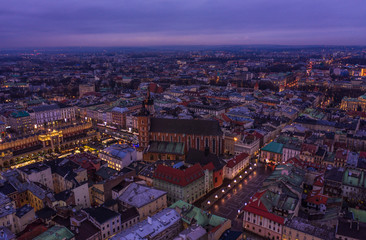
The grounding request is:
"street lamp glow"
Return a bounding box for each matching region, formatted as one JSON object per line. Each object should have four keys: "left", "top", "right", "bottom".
{"left": 207, "top": 201, "right": 211, "bottom": 205}
{"left": 238, "top": 209, "right": 241, "bottom": 214}
{"left": 215, "top": 195, "right": 218, "bottom": 198}
{"left": 234, "top": 179, "right": 237, "bottom": 183}
{"left": 245, "top": 171, "right": 247, "bottom": 174}
{"left": 228, "top": 184, "right": 231, "bottom": 188}
{"left": 250, "top": 167, "right": 252, "bottom": 170}
{"left": 254, "top": 163, "right": 257, "bottom": 166}
{"left": 222, "top": 189, "right": 225, "bottom": 193}
{"left": 239, "top": 175, "right": 242, "bottom": 178}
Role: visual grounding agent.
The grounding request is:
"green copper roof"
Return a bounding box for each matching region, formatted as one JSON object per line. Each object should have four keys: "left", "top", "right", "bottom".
{"left": 147, "top": 141, "right": 185, "bottom": 155}
{"left": 350, "top": 208, "right": 366, "bottom": 223}
{"left": 343, "top": 169, "right": 366, "bottom": 187}
{"left": 33, "top": 226, "right": 74, "bottom": 240}
{"left": 11, "top": 111, "right": 30, "bottom": 118}
{"left": 261, "top": 142, "right": 283, "bottom": 154}
{"left": 170, "top": 200, "right": 227, "bottom": 227}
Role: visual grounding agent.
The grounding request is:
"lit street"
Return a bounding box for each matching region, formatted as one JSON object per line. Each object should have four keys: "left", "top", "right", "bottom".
{"left": 208, "top": 165, "right": 272, "bottom": 231}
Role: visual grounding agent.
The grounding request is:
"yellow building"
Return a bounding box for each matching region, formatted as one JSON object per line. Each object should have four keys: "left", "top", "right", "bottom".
{"left": 118, "top": 183, "right": 167, "bottom": 220}
{"left": 341, "top": 94, "right": 366, "bottom": 112}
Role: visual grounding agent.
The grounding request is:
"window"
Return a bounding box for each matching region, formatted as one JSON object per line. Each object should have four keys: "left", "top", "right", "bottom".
{"left": 196, "top": 138, "right": 200, "bottom": 149}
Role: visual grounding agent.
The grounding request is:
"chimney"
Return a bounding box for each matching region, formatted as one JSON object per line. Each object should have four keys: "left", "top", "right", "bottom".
{"left": 204, "top": 147, "right": 210, "bottom": 156}
{"left": 148, "top": 217, "right": 153, "bottom": 224}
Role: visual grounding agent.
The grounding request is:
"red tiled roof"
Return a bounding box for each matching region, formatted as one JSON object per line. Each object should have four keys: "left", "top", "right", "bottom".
{"left": 221, "top": 113, "right": 231, "bottom": 122}
{"left": 226, "top": 152, "right": 249, "bottom": 168}
{"left": 313, "top": 174, "right": 324, "bottom": 187}
{"left": 203, "top": 162, "right": 215, "bottom": 171}
{"left": 285, "top": 157, "right": 325, "bottom": 171}
{"left": 252, "top": 131, "right": 264, "bottom": 139}
{"left": 154, "top": 163, "right": 204, "bottom": 187}
{"left": 243, "top": 190, "right": 285, "bottom": 225}
{"left": 360, "top": 151, "right": 366, "bottom": 158}
{"left": 306, "top": 190, "right": 328, "bottom": 205}
{"left": 335, "top": 149, "right": 348, "bottom": 160}
{"left": 301, "top": 143, "right": 317, "bottom": 155}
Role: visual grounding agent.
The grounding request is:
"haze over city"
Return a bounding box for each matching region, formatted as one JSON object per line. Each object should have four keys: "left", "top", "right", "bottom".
{"left": 1, "top": 0, "right": 366, "bottom": 48}
{"left": 1, "top": 1, "right": 366, "bottom": 240}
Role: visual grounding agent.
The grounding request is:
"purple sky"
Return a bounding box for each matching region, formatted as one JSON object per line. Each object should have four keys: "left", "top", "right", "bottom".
{"left": 1, "top": 0, "right": 366, "bottom": 47}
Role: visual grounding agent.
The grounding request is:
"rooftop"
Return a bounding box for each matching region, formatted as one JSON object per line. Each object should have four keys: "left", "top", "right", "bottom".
{"left": 261, "top": 141, "right": 284, "bottom": 154}
{"left": 111, "top": 208, "right": 180, "bottom": 240}
{"left": 33, "top": 225, "right": 74, "bottom": 240}
{"left": 285, "top": 217, "right": 334, "bottom": 240}
{"left": 154, "top": 163, "right": 204, "bottom": 187}
{"left": 150, "top": 118, "right": 222, "bottom": 136}
{"left": 83, "top": 206, "right": 120, "bottom": 224}
{"left": 147, "top": 141, "right": 185, "bottom": 155}
{"left": 118, "top": 183, "right": 167, "bottom": 208}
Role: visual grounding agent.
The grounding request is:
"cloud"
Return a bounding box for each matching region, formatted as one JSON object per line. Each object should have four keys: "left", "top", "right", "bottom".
{"left": 1, "top": 0, "right": 365, "bottom": 47}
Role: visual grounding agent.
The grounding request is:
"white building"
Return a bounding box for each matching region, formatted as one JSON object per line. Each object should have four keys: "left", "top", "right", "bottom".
{"left": 111, "top": 208, "right": 181, "bottom": 240}
{"left": 224, "top": 152, "right": 250, "bottom": 180}
{"left": 30, "top": 103, "right": 75, "bottom": 125}
{"left": 0, "top": 193, "right": 16, "bottom": 233}
{"left": 234, "top": 137, "right": 260, "bottom": 156}
{"left": 17, "top": 162, "right": 54, "bottom": 191}
{"left": 72, "top": 182, "right": 91, "bottom": 208}
{"left": 99, "top": 144, "right": 137, "bottom": 171}
{"left": 83, "top": 206, "right": 121, "bottom": 239}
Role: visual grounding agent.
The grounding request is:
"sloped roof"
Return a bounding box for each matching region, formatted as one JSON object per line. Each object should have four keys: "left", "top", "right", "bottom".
{"left": 243, "top": 190, "right": 285, "bottom": 224}
{"left": 154, "top": 163, "right": 204, "bottom": 187}
{"left": 226, "top": 152, "right": 249, "bottom": 168}
{"left": 150, "top": 118, "right": 222, "bottom": 136}
{"left": 147, "top": 141, "right": 185, "bottom": 155}
{"left": 118, "top": 183, "right": 166, "bottom": 208}
{"left": 185, "top": 148, "right": 226, "bottom": 171}
{"left": 83, "top": 207, "right": 120, "bottom": 224}
{"left": 33, "top": 225, "right": 74, "bottom": 240}
{"left": 261, "top": 142, "right": 283, "bottom": 154}
{"left": 170, "top": 200, "right": 227, "bottom": 227}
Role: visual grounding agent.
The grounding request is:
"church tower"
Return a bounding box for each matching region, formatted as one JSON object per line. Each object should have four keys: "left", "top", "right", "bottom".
{"left": 136, "top": 102, "right": 151, "bottom": 150}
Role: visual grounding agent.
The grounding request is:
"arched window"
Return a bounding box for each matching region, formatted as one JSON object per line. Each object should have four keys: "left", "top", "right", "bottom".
{"left": 205, "top": 138, "right": 209, "bottom": 147}
{"left": 212, "top": 138, "right": 216, "bottom": 153}
{"left": 196, "top": 138, "right": 200, "bottom": 150}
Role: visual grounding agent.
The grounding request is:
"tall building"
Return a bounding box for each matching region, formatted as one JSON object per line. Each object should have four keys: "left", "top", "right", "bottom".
{"left": 99, "top": 144, "right": 137, "bottom": 171}
{"left": 136, "top": 105, "right": 223, "bottom": 156}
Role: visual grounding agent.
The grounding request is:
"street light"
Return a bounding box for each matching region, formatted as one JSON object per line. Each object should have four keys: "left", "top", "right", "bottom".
{"left": 254, "top": 163, "right": 257, "bottom": 167}
{"left": 250, "top": 167, "right": 252, "bottom": 170}
{"left": 239, "top": 175, "right": 242, "bottom": 178}
{"left": 234, "top": 179, "right": 237, "bottom": 183}
{"left": 228, "top": 184, "right": 231, "bottom": 188}
{"left": 207, "top": 201, "right": 211, "bottom": 205}
{"left": 215, "top": 195, "right": 218, "bottom": 199}
{"left": 222, "top": 189, "right": 225, "bottom": 193}
{"left": 245, "top": 171, "right": 247, "bottom": 174}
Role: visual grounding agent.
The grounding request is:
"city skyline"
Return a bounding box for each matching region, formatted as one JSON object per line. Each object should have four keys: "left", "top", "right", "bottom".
{"left": 1, "top": 0, "right": 366, "bottom": 48}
